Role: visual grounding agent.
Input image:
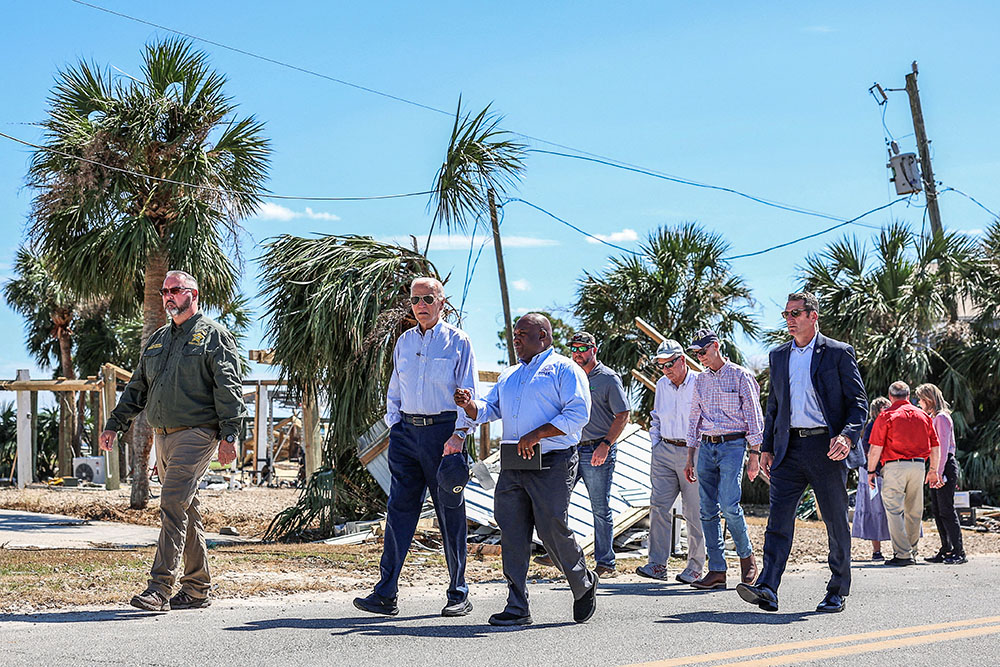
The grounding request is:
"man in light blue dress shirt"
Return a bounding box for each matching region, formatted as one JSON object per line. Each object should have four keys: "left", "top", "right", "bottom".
{"left": 354, "top": 277, "right": 479, "bottom": 618}
{"left": 455, "top": 313, "right": 598, "bottom": 626}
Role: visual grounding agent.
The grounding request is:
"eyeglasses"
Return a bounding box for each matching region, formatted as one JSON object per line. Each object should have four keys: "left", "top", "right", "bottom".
{"left": 655, "top": 357, "right": 682, "bottom": 369}
{"left": 780, "top": 308, "right": 814, "bottom": 319}
{"left": 159, "top": 287, "right": 194, "bottom": 297}
{"left": 409, "top": 295, "right": 437, "bottom": 305}
{"left": 569, "top": 345, "right": 593, "bottom": 353}
{"left": 690, "top": 348, "right": 711, "bottom": 357}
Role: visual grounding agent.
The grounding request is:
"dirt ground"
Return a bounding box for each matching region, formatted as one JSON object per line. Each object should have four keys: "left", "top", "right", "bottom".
{"left": 2, "top": 485, "right": 999, "bottom": 613}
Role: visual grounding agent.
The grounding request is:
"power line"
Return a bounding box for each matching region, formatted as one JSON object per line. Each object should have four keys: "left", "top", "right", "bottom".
{"left": 503, "top": 197, "right": 642, "bottom": 256}
{"left": 0, "top": 130, "right": 433, "bottom": 202}
{"left": 940, "top": 185, "right": 999, "bottom": 220}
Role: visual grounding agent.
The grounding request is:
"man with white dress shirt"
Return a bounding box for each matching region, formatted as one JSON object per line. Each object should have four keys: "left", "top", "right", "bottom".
{"left": 353, "top": 277, "right": 479, "bottom": 618}
{"left": 635, "top": 339, "right": 705, "bottom": 584}
{"left": 455, "top": 313, "right": 598, "bottom": 627}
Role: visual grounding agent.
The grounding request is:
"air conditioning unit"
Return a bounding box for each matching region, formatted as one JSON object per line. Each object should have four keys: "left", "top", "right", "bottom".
{"left": 73, "top": 456, "right": 107, "bottom": 485}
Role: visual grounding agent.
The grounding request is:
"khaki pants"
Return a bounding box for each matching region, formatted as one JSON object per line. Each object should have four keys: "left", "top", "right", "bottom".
{"left": 148, "top": 427, "right": 218, "bottom": 599}
{"left": 880, "top": 461, "right": 925, "bottom": 560}
{"left": 649, "top": 444, "right": 705, "bottom": 573}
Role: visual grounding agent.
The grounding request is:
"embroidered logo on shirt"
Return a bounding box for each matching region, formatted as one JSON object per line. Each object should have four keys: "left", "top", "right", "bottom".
{"left": 147, "top": 343, "right": 163, "bottom": 350}
{"left": 188, "top": 331, "right": 207, "bottom": 346}
{"left": 537, "top": 366, "right": 556, "bottom": 377}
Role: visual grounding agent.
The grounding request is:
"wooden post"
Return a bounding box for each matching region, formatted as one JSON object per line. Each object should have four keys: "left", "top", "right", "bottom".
{"left": 478, "top": 422, "right": 491, "bottom": 461}
{"left": 905, "top": 65, "right": 943, "bottom": 237}
{"left": 101, "top": 364, "right": 121, "bottom": 490}
{"left": 301, "top": 385, "right": 322, "bottom": 476}
{"left": 489, "top": 188, "right": 516, "bottom": 366}
{"left": 15, "top": 370, "right": 32, "bottom": 489}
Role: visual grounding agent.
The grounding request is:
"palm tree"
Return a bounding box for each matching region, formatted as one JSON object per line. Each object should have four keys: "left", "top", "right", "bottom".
{"left": 574, "top": 223, "right": 760, "bottom": 422}
{"left": 26, "top": 37, "right": 271, "bottom": 508}
{"left": 3, "top": 247, "right": 83, "bottom": 475}
{"left": 259, "top": 234, "right": 437, "bottom": 537}
{"left": 429, "top": 98, "right": 527, "bottom": 363}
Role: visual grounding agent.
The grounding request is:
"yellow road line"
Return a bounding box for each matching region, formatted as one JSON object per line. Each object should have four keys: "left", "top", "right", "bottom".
{"left": 710, "top": 623, "right": 1000, "bottom": 666}
{"left": 622, "top": 615, "right": 1000, "bottom": 667}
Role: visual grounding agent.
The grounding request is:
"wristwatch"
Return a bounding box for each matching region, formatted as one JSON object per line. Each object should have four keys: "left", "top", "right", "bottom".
{"left": 224, "top": 434, "right": 236, "bottom": 444}
{"left": 599, "top": 438, "right": 611, "bottom": 447}
{"left": 453, "top": 430, "right": 468, "bottom": 440}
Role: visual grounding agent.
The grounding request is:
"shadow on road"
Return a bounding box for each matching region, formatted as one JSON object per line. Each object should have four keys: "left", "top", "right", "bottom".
{"left": 0, "top": 609, "right": 165, "bottom": 624}
{"left": 224, "top": 614, "right": 574, "bottom": 637}
{"left": 596, "top": 582, "right": 721, "bottom": 598}
{"left": 657, "top": 609, "right": 815, "bottom": 625}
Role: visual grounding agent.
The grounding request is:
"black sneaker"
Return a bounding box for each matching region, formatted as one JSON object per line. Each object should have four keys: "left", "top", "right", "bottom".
{"left": 924, "top": 552, "right": 947, "bottom": 563}
{"left": 573, "top": 571, "right": 598, "bottom": 623}
{"left": 488, "top": 610, "right": 532, "bottom": 626}
{"left": 871, "top": 551, "right": 884, "bottom": 561}
{"left": 130, "top": 589, "right": 170, "bottom": 611}
{"left": 944, "top": 554, "right": 968, "bottom": 565}
{"left": 169, "top": 590, "right": 211, "bottom": 609}
{"left": 884, "top": 556, "right": 916, "bottom": 567}
{"left": 441, "top": 599, "right": 473, "bottom": 617}
{"left": 353, "top": 592, "right": 399, "bottom": 616}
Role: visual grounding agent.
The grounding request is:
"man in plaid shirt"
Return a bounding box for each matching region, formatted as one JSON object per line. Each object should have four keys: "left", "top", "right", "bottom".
{"left": 683, "top": 328, "right": 764, "bottom": 590}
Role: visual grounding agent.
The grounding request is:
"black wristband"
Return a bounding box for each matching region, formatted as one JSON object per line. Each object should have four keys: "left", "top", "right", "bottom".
{"left": 867, "top": 469, "right": 876, "bottom": 475}
{"left": 599, "top": 438, "right": 611, "bottom": 447}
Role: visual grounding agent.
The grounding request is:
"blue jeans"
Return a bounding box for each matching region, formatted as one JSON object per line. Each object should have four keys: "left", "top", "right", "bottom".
{"left": 576, "top": 443, "right": 616, "bottom": 568}
{"left": 697, "top": 437, "right": 753, "bottom": 572}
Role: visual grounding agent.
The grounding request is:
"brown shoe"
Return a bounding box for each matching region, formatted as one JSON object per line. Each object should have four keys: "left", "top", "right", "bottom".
{"left": 740, "top": 554, "right": 758, "bottom": 584}
{"left": 595, "top": 565, "right": 617, "bottom": 578}
{"left": 533, "top": 553, "right": 554, "bottom": 567}
{"left": 690, "top": 571, "right": 727, "bottom": 590}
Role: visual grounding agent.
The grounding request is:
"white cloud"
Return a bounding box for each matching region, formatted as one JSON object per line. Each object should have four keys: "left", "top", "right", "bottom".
{"left": 960, "top": 228, "right": 984, "bottom": 236}
{"left": 803, "top": 26, "right": 835, "bottom": 33}
{"left": 254, "top": 202, "right": 341, "bottom": 222}
{"left": 511, "top": 279, "right": 531, "bottom": 291}
{"left": 382, "top": 234, "right": 558, "bottom": 251}
{"left": 586, "top": 228, "right": 639, "bottom": 245}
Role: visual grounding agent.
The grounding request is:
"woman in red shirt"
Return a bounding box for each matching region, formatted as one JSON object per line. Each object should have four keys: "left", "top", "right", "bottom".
{"left": 916, "top": 383, "right": 966, "bottom": 565}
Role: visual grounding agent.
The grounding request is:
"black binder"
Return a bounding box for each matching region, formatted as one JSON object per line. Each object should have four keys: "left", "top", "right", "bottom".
{"left": 500, "top": 440, "right": 543, "bottom": 470}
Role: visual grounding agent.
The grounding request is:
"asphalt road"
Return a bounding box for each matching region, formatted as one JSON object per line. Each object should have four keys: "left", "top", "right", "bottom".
{"left": 2, "top": 556, "right": 997, "bottom": 666}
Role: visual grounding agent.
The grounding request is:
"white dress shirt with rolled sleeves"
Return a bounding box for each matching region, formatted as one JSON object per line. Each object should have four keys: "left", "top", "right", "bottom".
{"left": 385, "top": 320, "right": 478, "bottom": 430}
{"left": 473, "top": 347, "right": 592, "bottom": 454}
{"left": 649, "top": 369, "right": 700, "bottom": 446}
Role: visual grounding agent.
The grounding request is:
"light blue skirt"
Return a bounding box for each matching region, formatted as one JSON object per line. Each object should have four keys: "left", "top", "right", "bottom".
{"left": 852, "top": 467, "right": 891, "bottom": 541}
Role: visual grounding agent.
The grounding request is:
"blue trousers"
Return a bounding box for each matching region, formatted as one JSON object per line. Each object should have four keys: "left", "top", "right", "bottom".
{"left": 374, "top": 419, "right": 468, "bottom": 604}
{"left": 758, "top": 432, "right": 851, "bottom": 596}
{"left": 575, "top": 442, "right": 616, "bottom": 568}
{"left": 697, "top": 437, "right": 754, "bottom": 572}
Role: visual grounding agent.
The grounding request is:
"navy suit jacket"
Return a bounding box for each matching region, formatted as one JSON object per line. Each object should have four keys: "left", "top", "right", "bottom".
{"left": 761, "top": 333, "right": 868, "bottom": 470}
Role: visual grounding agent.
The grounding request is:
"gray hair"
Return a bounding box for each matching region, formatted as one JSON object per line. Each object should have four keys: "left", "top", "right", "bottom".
{"left": 166, "top": 270, "right": 199, "bottom": 291}
{"left": 410, "top": 276, "right": 445, "bottom": 298}
{"left": 787, "top": 291, "right": 819, "bottom": 313}
{"left": 888, "top": 381, "right": 910, "bottom": 398}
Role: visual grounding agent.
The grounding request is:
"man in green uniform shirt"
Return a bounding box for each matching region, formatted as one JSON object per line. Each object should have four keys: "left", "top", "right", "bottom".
{"left": 99, "top": 270, "right": 246, "bottom": 612}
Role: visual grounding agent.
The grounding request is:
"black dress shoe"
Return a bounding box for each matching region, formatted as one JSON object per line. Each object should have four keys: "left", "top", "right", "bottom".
{"left": 944, "top": 554, "right": 968, "bottom": 565}
{"left": 816, "top": 591, "right": 846, "bottom": 613}
{"left": 488, "top": 610, "right": 533, "bottom": 626}
{"left": 924, "top": 552, "right": 947, "bottom": 563}
{"left": 573, "top": 571, "right": 598, "bottom": 623}
{"left": 353, "top": 592, "right": 399, "bottom": 616}
{"left": 441, "top": 599, "right": 473, "bottom": 617}
{"left": 736, "top": 582, "right": 778, "bottom": 612}
{"left": 884, "top": 556, "right": 916, "bottom": 567}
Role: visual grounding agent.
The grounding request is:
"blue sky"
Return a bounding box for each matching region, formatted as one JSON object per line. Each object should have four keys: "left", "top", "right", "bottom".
{"left": 2, "top": 1, "right": 998, "bottom": 394}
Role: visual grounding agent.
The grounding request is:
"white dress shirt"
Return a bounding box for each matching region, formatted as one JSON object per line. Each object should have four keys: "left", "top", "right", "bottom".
{"left": 385, "top": 320, "right": 478, "bottom": 430}
{"left": 649, "top": 369, "right": 699, "bottom": 446}
{"left": 788, "top": 333, "right": 827, "bottom": 429}
{"left": 473, "top": 347, "right": 592, "bottom": 454}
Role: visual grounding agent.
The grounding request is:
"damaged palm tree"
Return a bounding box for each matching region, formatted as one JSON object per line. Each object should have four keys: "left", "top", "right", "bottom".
{"left": 260, "top": 235, "right": 437, "bottom": 540}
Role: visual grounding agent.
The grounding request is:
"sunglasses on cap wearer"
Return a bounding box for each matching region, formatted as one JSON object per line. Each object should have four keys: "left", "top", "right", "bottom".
{"left": 569, "top": 344, "right": 594, "bottom": 353}
{"left": 158, "top": 287, "right": 194, "bottom": 296}
{"left": 409, "top": 295, "right": 438, "bottom": 305}
{"left": 780, "top": 308, "right": 814, "bottom": 319}
{"left": 655, "top": 356, "right": 683, "bottom": 369}
{"left": 688, "top": 346, "right": 713, "bottom": 357}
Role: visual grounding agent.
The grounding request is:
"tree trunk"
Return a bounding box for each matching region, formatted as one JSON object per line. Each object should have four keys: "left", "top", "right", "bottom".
{"left": 129, "top": 247, "right": 169, "bottom": 509}
{"left": 56, "top": 326, "right": 77, "bottom": 475}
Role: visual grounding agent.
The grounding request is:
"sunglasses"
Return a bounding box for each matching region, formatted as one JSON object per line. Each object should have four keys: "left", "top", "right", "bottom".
{"left": 655, "top": 357, "right": 683, "bottom": 369}
{"left": 780, "top": 308, "right": 814, "bottom": 319}
{"left": 569, "top": 345, "right": 593, "bottom": 353}
{"left": 159, "top": 287, "right": 194, "bottom": 297}
{"left": 689, "top": 347, "right": 711, "bottom": 357}
{"left": 409, "top": 295, "right": 438, "bottom": 305}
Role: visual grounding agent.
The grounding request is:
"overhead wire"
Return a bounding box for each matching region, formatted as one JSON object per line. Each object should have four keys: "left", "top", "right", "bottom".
{"left": 939, "top": 185, "right": 999, "bottom": 220}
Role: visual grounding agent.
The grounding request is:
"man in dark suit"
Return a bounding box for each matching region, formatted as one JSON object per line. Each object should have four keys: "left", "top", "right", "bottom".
{"left": 737, "top": 291, "right": 867, "bottom": 613}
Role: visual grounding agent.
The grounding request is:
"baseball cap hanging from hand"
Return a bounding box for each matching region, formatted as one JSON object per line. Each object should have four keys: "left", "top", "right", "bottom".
{"left": 437, "top": 453, "right": 471, "bottom": 508}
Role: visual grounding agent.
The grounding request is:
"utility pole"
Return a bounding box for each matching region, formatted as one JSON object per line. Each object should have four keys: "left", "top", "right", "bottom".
{"left": 488, "top": 188, "right": 516, "bottom": 365}
{"left": 904, "top": 62, "right": 944, "bottom": 237}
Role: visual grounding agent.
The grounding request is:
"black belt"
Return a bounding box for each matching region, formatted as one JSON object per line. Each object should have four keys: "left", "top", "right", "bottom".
{"left": 579, "top": 438, "right": 604, "bottom": 446}
{"left": 886, "top": 457, "right": 925, "bottom": 464}
{"left": 663, "top": 438, "right": 687, "bottom": 447}
{"left": 701, "top": 432, "right": 746, "bottom": 444}
{"left": 790, "top": 427, "right": 829, "bottom": 439}
{"left": 400, "top": 411, "right": 457, "bottom": 427}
